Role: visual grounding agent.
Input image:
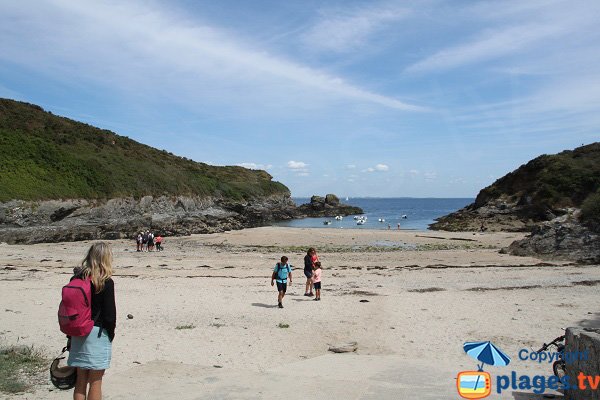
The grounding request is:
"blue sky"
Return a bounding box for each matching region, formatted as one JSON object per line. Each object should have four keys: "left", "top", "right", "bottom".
{"left": 1, "top": 0, "right": 599, "bottom": 197}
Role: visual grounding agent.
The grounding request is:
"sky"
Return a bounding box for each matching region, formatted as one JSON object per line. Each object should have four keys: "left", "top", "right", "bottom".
{"left": 1, "top": 0, "right": 599, "bottom": 197}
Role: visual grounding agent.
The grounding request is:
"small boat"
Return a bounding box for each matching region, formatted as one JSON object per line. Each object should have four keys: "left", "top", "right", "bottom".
{"left": 401, "top": 215, "right": 408, "bottom": 219}
{"left": 356, "top": 219, "right": 365, "bottom": 225}
{"left": 378, "top": 218, "right": 385, "bottom": 222}
{"left": 353, "top": 215, "right": 359, "bottom": 220}
{"left": 323, "top": 220, "right": 332, "bottom": 225}
{"left": 335, "top": 215, "right": 343, "bottom": 220}
{"left": 345, "top": 197, "right": 349, "bottom": 201}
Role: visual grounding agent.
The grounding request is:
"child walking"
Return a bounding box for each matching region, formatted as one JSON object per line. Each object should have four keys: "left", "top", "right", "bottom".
{"left": 271, "top": 256, "right": 292, "bottom": 308}
{"left": 312, "top": 261, "right": 322, "bottom": 301}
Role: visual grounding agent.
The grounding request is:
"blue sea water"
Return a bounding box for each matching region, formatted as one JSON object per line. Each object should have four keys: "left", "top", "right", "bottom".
{"left": 272, "top": 198, "right": 473, "bottom": 231}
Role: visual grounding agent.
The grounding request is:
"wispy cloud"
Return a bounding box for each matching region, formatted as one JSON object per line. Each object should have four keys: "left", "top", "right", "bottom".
{"left": 236, "top": 162, "right": 272, "bottom": 170}
{"left": 303, "top": 5, "right": 409, "bottom": 53}
{"left": 0, "top": 1, "right": 424, "bottom": 112}
{"left": 405, "top": 23, "right": 563, "bottom": 74}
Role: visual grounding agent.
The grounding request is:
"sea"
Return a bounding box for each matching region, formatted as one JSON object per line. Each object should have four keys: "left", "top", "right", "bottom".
{"left": 272, "top": 198, "right": 473, "bottom": 231}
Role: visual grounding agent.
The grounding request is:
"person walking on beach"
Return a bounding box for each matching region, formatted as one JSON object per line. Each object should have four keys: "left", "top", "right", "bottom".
{"left": 68, "top": 242, "right": 116, "bottom": 400}
{"left": 142, "top": 231, "right": 148, "bottom": 251}
{"left": 155, "top": 234, "right": 163, "bottom": 251}
{"left": 147, "top": 231, "right": 155, "bottom": 252}
{"left": 136, "top": 232, "right": 142, "bottom": 252}
{"left": 312, "top": 261, "right": 322, "bottom": 301}
{"left": 271, "top": 256, "right": 292, "bottom": 309}
{"left": 303, "top": 248, "right": 318, "bottom": 297}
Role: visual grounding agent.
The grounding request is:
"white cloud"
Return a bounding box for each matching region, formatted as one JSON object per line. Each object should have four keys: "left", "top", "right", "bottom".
{"left": 346, "top": 164, "right": 356, "bottom": 169}
{"left": 303, "top": 5, "right": 409, "bottom": 53}
{"left": 362, "top": 163, "right": 389, "bottom": 173}
{"left": 405, "top": 23, "right": 564, "bottom": 74}
{"left": 236, "top": 162, "right": 272, "bottom": 170}
{"left": 287, "top": 160, "right": 308, "bottom": 169}
{"left": 297, "top": 172, "right": 310, "bottom": 177}
{"left": 424, "top": 172, "right": 437, "bottom": 181}
{"left": 0, "top": 1, "right": 425, "bottom": 112}
{"left": 409, "top": 169, "right": 419, "bottom": 176}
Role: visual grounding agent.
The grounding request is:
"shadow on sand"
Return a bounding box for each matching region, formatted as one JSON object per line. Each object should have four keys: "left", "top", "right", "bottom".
{"left": 577, "top": 311, "right": 600, "bottom": 329}
{"left": 251, "top": 303, "right": 278, "bottom": 308}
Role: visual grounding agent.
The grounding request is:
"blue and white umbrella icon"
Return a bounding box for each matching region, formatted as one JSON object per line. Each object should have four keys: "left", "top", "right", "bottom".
{"left": 463, "top": 341, "right": 511, "bottom": 394}
{"left": 464, "top": 341, "right": 511, "bottom": 371}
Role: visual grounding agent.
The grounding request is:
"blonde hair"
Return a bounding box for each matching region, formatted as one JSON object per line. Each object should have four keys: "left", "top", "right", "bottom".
{"left": 80, "top": 242, "right": 113, "bottom": 293}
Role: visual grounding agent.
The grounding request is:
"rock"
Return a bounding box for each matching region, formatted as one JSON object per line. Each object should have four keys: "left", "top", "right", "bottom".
{"left": 325, "top": 194, "right": 340, "bottom": 206}
{"left": 295, "top": 194, "right": 363, "bottom": 218}
{"left": 127, "top": 314, "right": 134, "bottom": 319}
{"left": 0, "top": 194, "right": 297, "bottom": 244}
{"left": 564, "top": 327, "right": 600, "bottom": 400}
{"left": 328, "top": 341, "right": 358, "bottom": 353}
{"left": 507, "top": 220, "right": 600, "bottom": 263}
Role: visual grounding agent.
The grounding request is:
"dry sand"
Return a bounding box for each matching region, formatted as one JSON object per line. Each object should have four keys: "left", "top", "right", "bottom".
{"left": 1, "top": 227, "right": 599, "bottom": 399}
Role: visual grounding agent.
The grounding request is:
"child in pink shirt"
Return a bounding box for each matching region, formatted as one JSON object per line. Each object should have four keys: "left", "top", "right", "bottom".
{"left": 312, "top": 262, "right": 322, "bottom": 301}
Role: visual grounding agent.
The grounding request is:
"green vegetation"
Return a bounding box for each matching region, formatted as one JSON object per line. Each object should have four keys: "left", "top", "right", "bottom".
{"left": 581, "top": 188, "right": 600, "bottom": 228}
{"left": 0, "top": 345, "right": 47, "bottom": 394}
{"left": 0, "top": 99, "right": 289, "bottom": 202}
{"left": 175, "top": 324, "right": 195, "bottom": 330}
{"left": 474, "top": 143, "right": 600, "bottom": 218}
{"left": 277, "top": 323, "right": 290, "bottom": 328}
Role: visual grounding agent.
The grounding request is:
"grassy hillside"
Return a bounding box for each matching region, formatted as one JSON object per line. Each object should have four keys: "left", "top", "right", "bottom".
{"left": 475, "top": 142, "right": 600, "bottom": 224}
{"left": 0, "top": 99, "right": 289, "bottom": 202}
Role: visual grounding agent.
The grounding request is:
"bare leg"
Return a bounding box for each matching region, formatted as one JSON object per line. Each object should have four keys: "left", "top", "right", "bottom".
{"left": 74, "top": 368, "right": 89, "bottom": 400}
{"left": 87, "top": 370, "right": 105, "bottom": 400}
{"left": 305, "top": 278, "right": 311, "bottom": 294}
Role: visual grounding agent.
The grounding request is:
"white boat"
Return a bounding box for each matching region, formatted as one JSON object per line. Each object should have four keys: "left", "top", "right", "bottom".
{"left": 323, "top": 220, "right": 332, "bottom": 225}
{"left": 335, "top": 215, "right": 343, "bottom": 220}
{"left": 356, "top": 219, "right": 365, "bottom": 225}
{"left": 345, "top": 197, "right": 349, "bottom": 201}
{"left": 401, "top": 215, "right": 408, "bottom": 219}
{"left": 378, "top": 218, "right": 385, "bottom": 222}
{"left": 353, "top": 215, "right": 359, "bottom": 220}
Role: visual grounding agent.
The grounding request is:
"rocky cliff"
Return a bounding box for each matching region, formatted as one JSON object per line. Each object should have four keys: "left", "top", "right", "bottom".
{"left": 0, "top": 98, "right": 299, "bottom": 243}
{"left": 430, "top": 143, "right": 600, "bottom": 262}
{"left": 0, "top": 194, "right": 296, "bottom": 244}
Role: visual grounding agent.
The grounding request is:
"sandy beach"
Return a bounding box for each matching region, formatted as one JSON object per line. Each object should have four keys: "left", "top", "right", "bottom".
{"left": 1, "top": 227, "right": 599, "bottom": 399}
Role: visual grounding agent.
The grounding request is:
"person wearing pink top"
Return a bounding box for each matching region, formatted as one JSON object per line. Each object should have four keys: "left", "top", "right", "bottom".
{"left": 312, "top": 261, "right": 322, "bottom": 301}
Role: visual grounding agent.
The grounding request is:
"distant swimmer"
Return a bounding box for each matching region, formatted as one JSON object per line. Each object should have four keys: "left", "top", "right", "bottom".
{"left": 397, "top": 223, "right": 401, "bottom": 230}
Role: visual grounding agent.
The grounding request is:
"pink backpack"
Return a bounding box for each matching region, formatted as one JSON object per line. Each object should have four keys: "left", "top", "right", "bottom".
{"left": 58, "top": 277, "right": 94, "bottom": 336}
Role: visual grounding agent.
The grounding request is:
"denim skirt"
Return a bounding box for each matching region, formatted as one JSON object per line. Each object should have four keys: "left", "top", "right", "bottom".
{"left": 68, "top": 326, "right": 112, "bottom": 370}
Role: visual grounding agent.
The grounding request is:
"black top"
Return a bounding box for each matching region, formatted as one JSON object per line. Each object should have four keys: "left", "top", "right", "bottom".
{"left": 304, "top": 254, "right": 313, "bottom": 272}
{"left": 91, "top": 279, "right": 116, "bottom": 342}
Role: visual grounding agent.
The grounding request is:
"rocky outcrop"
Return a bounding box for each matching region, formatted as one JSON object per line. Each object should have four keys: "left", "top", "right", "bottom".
{"left": 430, "top": 143, "right": 600, "bottom": 233}
{"left": 506, "top": 215, "right": 600, "bottom": 263}
{"left": 294, "top": 194, "right": 363, "bottom": 218}
{"left": 0, "top": 194, "right": 296, "bottom": 244}
{"left": 430, "top": 196, "right": 536, "bottom": 232}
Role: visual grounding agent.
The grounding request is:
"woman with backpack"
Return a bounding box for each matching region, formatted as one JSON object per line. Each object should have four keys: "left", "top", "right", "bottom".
{"left": 68, "top": 242, "right": 116, "bottom": 400}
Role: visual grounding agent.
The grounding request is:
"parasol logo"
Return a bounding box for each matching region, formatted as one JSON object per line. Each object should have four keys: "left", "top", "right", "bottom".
{"left": 457, "top": 341, "right": 511, "bottom": 399}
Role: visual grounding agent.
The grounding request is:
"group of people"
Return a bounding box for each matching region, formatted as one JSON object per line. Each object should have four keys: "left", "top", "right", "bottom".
{"left": 270, "top": 247, "right": 322, "bottom": 309}
{"left": 135, "top": 231, "right": 163, "bottom": 252}
{"left": 58, "top": 243, "right": 321, "bottom": 399}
